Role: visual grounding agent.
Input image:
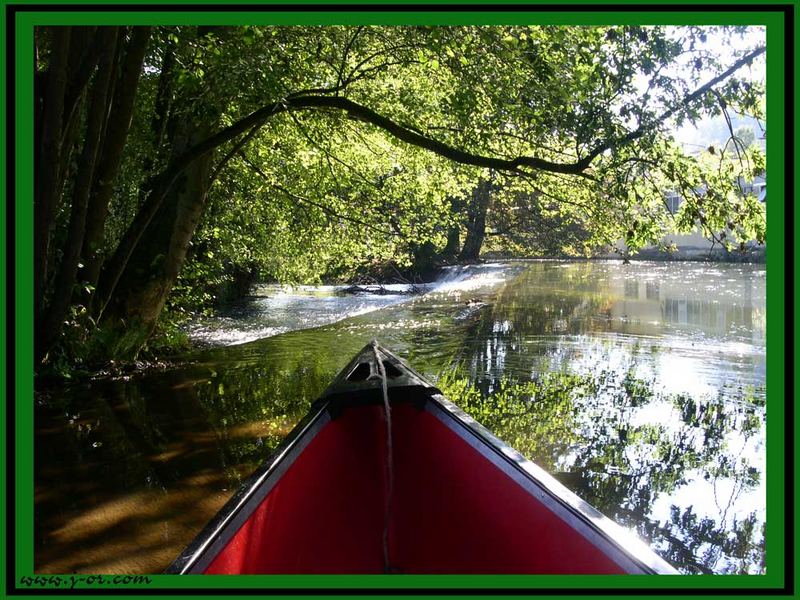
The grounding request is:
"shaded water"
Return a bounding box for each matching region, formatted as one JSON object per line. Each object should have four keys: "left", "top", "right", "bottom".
{"left": 35, "top": 260, "right": 766, "bottom": 574}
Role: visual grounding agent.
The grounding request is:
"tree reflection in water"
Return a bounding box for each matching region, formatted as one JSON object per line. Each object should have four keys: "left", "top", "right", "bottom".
{"left": 35, "top": 344, "right": 338, "bottom": 574}
{"left": 35, "top": 261, "right": 765, "bottom": 574}
{"left": 438, "top": 366, "right": 765, "bottom": 574}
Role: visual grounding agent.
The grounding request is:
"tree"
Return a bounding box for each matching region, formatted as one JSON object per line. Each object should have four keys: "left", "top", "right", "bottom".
{"left": 34, "top": 25, "right": 766, "bottom": 365}
{"left": 35, "top": 26, "right": 152, "bottom": 363}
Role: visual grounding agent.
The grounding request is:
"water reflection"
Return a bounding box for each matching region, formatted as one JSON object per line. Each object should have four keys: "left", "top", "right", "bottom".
{"left": 35, "top": 349, "right": 334, "bottom": 573}
{"left": 35, "top": 260, "right": 766, "bottom": 574}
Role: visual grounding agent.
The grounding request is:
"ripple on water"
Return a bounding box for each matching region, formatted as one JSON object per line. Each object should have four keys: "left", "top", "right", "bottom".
{"left": 36, "top": 260, "right": 766, "bottom": 575}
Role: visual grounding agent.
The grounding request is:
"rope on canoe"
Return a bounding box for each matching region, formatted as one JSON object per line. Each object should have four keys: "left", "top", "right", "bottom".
{"left": 372, "top": 341, "right": 394, "bottom": 574}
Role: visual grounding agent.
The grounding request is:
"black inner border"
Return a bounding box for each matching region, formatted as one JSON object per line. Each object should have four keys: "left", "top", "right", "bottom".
{"left": 7, "top": 3, "right": 795, "bottom": 596}
{"left": 4, "top": 3, "right": 799, "bottom": 11}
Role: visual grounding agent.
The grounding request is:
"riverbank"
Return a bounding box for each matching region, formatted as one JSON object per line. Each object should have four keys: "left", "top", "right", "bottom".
{"left": 597, "top": 245, "right": 766, "bottom": 263}
{"left": 351, "top": 247, "right": 767, "bottom": 288}
{"left": 37, "top": 251, "right": 765, "bottom": 382}
{"left": 481, "top": 246, "right": 766, "bottom": 264}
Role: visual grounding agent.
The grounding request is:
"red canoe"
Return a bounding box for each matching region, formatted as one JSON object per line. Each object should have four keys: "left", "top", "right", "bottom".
{"left": 167, "top": 341, "right": 677, "bottom": 575}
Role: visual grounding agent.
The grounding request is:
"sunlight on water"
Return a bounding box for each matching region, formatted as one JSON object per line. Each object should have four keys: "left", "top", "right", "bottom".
{"left": 430, "top": 263, "right": 513, "bottom": 294}
{"left": 36, "top": 260, "right": 767, "bottom": 575}
{"left": 186, "top": 285, "right": 414, "bottom": 346}
{"left": 186, "top": 263, "right": 517, "bottom": 347}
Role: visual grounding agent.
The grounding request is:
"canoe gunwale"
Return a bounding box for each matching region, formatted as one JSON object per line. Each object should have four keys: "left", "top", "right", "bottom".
{"left": 166, "top": 341, "right": 679, "bottom": 575}
{"left": 422, "top": 393, "right": 679, "bottom": 575}
{"left": 165, "top": 403, "right": 332, "bottom": 574}
{"left": 368, "top": 344, "right": 677, "bottom": 574}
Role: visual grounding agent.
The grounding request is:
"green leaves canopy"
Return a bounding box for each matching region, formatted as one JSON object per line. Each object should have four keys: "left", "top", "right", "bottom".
{"left": 105, "top": 25, "right": 766, "bottom": 306}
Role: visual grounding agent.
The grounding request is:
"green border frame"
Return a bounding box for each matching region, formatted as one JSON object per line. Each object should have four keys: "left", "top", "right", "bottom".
{"left": 6, "top": 1, "right": 793, "bottom": 596}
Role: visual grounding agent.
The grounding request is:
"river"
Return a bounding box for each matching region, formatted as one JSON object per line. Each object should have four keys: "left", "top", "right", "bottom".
{"left": 34, "top": 260, "right": 766, "bottom": 575}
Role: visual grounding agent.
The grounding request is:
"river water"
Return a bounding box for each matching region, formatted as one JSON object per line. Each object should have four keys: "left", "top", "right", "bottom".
{"left": 34, "top": 260, "right": 766, "bottom": 575}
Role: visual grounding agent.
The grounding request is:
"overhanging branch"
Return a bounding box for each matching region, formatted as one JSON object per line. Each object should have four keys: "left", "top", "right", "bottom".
{"left": 102, "top": 44, "right": 765, "bottom": 308}
{"left": 171, "top": 44, "right": 766, "bottom": 184}
{"left": 580, "top": 45, "right": 766, "bottom": 165}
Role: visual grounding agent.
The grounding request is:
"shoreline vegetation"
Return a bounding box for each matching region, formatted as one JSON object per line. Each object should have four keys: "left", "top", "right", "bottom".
{"left": 345, "top": 246, "right": 766, "bottom": 287}
{"left": 36, "top": 250, "right": 764, "bottom": 385}
{"left": 34, "top": 25, "right": 766, "bottom": 373}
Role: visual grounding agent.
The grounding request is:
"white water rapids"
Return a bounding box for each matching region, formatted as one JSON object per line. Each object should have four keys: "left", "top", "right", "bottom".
{"left": 186, "top": 263, "right": 514, "bottom": 347}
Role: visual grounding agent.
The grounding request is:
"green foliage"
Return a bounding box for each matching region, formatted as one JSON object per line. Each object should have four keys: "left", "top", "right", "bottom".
{"left": 38, "top": 301, "right": 98, "bottom": 379}
{"left": 139, "top": 316, "right": 192, "bottom": 359}
{"left": 172, "top": 112, "right": 470, "bottom": 308}
{"left": 147, "top": 24, "right": 766, "bottom": 298}
{"left": 40, "top": 25, "right": 767, "bottom": 364}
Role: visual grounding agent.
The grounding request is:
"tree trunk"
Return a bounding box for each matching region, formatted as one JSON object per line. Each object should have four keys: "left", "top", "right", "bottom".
{"left": 53, "top": 27, "right": 91, "bottom": 198}
{"left": 146, "top": 29, "right": 176, "bottom": 171}
{"left": 40, "top": 28, "right": 119, "bottom": 360}
{"left": 79, "top": 26, "right": 151, "bottom": 307}
{"left": 441, "top": 196, "right": 463, "bottom": 260}
{"left": 35, "top": 27, "right": 71, "bottom": 325}
{"left": 62, "top": 26, "right": 100, "bottom": 128}
{"left": 98, "top": 125, "right": 216, "bottom": 358}
{"left": 459, "top": 178, "right": 492, "bottom": 261}
{"left": 443, "top": 226, "right": 461, "bottom": 259}
{"left": 97, "top": 27, "right": 223, "bottom": 358}
{"left": 411, "top": 240, "right": 438, "bottom": 277}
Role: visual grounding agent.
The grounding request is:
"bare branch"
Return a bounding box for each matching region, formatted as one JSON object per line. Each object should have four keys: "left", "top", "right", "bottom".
{"left": 581, "top": 45, "right": 766, "bottom": 166}
{"left": 336, "top": 26, "right": 364, "bottom": 91}
{"left": 209, "top": 125, "right": 261, "bottom": 186}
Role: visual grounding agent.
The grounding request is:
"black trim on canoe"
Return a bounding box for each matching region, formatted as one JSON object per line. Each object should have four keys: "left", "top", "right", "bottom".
{"left": 166, "top": 341, "right": 678, "bottom": 575}
{"left": 316, "top": 341, "right": 441, "bottom": 402}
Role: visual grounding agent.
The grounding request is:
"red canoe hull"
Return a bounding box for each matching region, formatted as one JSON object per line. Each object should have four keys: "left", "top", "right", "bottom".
{"left": 206, "top": 403, "right": 626, "bottom": 574}
{"left": 168, "top": 342, "right": 676, "bottom": 575}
